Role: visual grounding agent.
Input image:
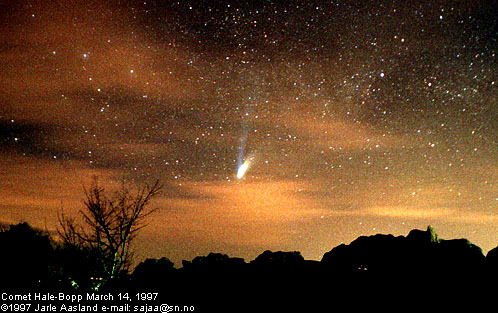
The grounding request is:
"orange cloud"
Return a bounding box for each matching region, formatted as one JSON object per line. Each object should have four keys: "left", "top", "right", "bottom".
{"left": 352, "top": 206, "right": 498, "bottom": 224}
{"left": 280, "top": 106, "right": 410, "bottom": 151}
{"left": 151, "top": 179, "right": 327, "bottom": 247}
{"left": 0, "top": 153, "right": 120, "bottom": 226}
{"left": 0, "top": 1, "right": 198, "bottom": 125}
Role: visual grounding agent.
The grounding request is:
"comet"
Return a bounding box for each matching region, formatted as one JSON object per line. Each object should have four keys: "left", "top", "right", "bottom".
{"left": 236, "top": 160, "right": 250, "bottom": 179}
{"left": 236, "top": 122, "right": 250, "bottom": 179}
{"left": 236, "top": 104, "right": 255, "bottom": 179}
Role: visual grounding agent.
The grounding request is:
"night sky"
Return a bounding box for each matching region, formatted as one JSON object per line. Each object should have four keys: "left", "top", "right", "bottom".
{"left": 2, "top": 0, "right": 498, "bottom": 266}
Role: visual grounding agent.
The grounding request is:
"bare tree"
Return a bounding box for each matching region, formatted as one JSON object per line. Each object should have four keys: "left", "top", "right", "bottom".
{"left": 58, "top": 177, "right": 162, "bottom": 288}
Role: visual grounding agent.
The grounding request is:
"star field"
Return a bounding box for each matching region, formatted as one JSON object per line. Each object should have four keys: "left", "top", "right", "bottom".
{"left": 1, "top": 0, "right": 498, "bottom": 265}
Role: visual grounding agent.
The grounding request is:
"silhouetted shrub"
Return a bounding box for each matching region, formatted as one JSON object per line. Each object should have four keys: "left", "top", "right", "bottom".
{"left": 0, "top": 223, "right": 54, "bottom": 290}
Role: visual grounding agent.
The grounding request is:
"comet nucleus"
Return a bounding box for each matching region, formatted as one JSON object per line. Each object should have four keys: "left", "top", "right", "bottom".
{"left": 236, "top": 161, "right": 250, "bottom": 179}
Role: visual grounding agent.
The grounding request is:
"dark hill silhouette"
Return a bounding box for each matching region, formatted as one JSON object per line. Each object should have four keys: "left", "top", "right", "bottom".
{"left": 129, "top": 226, "right": 491, "bottom": 308}
{"left": 0, "top": 222, "right": 495, "bottom": 309}
{"left": 486, "top": 245, "right": 498, "bottom": 276}
{"left": 183, "top": 252, "right": 246, "bottom": 268}
{"left": 321, "top": 225, "right": 485, "bottom": 282}
{"left": 131, "top": 257, "right": 177, "bottom": 290}
{"left": 250, "top": 250, "right": 305, "bottom": 265}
